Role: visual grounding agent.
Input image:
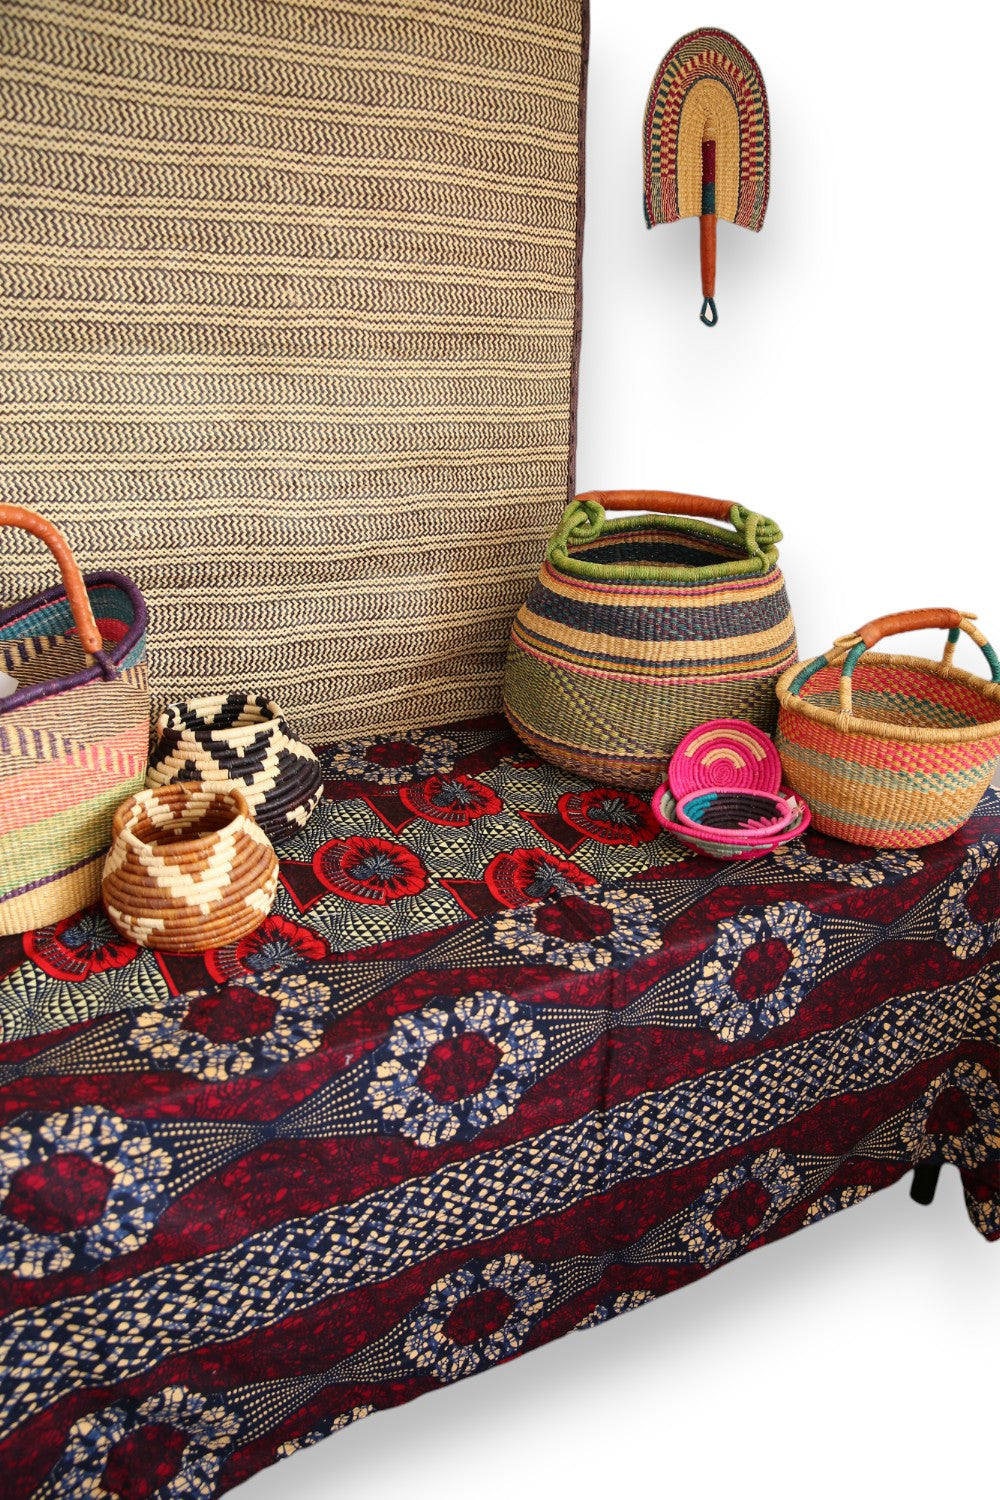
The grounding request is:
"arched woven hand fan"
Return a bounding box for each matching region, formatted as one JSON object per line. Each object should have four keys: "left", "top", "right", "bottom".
{"left": 643, "top": 27, "right": 770, "bottom": 326}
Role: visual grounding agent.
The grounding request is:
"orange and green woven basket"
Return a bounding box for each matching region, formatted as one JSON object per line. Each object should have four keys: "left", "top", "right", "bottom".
{"left": 775, "top": 609, "right": 1000, "bottom": 848}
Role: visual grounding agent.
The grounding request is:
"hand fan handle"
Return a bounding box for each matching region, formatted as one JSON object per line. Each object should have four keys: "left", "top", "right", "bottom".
{"left": 699, "top": 138, "right": 718, "bottom": 326}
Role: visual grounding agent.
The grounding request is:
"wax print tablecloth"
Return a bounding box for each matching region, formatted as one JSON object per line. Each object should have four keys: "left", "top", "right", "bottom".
{"left": 0, "top": 717, "right": 997, "bottom": 1499}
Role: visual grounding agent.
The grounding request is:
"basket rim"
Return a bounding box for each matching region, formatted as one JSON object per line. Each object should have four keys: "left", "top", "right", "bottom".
{"left": 651, "top": 784, "right": 809, "bottom": 855}
{"left": 0, "top": 569, "right": 147, "bottom": 717}
{"left": 153, "top": 693, "right": 282, "bottom": 741}
{"left": 776, "top": 650, "right": 1000, "bottom": 746}
{"left": 549, "top": 511, "right": 781, "bottom": 585}
{"left": 675, "top": 787, "right": 796, "bottom": 838}
{"left": 112, "top": 780, "right": 254, "bottom": 853}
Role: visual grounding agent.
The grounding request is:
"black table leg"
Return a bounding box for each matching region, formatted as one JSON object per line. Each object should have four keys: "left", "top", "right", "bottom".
{"left": 910, "top": 1162, "right": 942, "bottom": 1205}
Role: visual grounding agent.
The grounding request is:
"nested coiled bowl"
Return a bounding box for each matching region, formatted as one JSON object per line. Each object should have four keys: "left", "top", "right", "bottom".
{"left": 652, "top": 786, "right": 810, "bottom": 859}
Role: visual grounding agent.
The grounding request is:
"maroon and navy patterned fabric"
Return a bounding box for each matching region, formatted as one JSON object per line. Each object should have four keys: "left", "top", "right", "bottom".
{"left": 0, "top": 717, "right": 997, "bottom": 1499}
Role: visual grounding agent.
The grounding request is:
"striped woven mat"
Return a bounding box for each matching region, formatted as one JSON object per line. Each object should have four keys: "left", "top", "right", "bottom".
{"left": 0, "top": 0, "right": 587, "bottom": 740}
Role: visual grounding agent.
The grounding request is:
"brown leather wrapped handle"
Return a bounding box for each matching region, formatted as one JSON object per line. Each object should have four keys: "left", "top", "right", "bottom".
{"left": 0, "top": 503, "right": 104, "bottom": 654}
{"left": 576, "top": 490, "right": 733, "bottom": 523}
{"left": 856, "top": 608, "right": 966, "bottom": 649}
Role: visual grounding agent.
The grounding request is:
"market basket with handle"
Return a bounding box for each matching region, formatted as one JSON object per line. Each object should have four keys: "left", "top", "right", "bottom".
{"left": 775, "top": 609, "right": 1000, "bottom": 848}
{"left": 503, "top": 489, "right": 797, "bottom": 789}
{"left": 0, "top": 504, "right": 149, "bottom": 936}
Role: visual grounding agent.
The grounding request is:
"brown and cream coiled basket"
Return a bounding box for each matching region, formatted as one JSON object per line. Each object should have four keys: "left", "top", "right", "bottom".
{"left": 102, "top": 781, "right": 278, "bottom": 954}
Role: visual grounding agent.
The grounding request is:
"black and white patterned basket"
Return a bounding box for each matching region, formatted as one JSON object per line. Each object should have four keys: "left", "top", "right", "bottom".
{"left": 146, "top": 693, "right": 323, "bottom": 842}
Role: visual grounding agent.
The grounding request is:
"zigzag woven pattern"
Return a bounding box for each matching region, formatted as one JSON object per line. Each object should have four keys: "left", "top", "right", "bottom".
{"left": 103, "top": 781, "right": 279, "bottom": 953}
{"left": 146, "top": 692, "right": 324, "bottom": 843}
{"left": 0, "top": 0, "right": 587, "bottom": 740}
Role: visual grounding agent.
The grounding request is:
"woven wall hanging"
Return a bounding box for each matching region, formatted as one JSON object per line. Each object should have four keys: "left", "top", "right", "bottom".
{"left": 0, "top": 0, "right": 588, "bottom": 742}
{"left": 643, "top": 27, "right": 770, "bottom": 325}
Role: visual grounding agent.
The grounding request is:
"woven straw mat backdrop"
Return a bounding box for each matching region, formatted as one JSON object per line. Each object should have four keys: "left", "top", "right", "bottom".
{"left": 0, "top": 0, "right": 587, "bottom": 741}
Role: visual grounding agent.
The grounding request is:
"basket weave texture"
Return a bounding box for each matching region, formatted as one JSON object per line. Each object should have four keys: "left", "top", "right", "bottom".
{"left": 668, "top": 717, "right": 782, "bottom": 797}
{"left": 146, "top": 694, "right": 323, "bottom": 842}
{"left": 1, "top": 506, "right": 149, "bottom": 936}
{"left": 0, "top": 0, "right": 587, "bottom": 741}
{"left": 651, "top": 786, "right": 809, "bottom": 859}
{"left": 504, "top": 493, "right": 797, "bottom": 789}
{"left": 102, "top": 781, "right": 278, "bottom": 954}
{"left": 776, "top": 611, "right": 1000, "bottom": 847}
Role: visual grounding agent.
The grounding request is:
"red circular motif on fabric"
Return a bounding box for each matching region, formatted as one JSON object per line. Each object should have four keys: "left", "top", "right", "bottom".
{"left": 712, "top": 1178, "right": 771, "bottom": 1239}
{"left": 24, "top": 915, "right": 139, "bottom": 983}
{"left": 5, "top": 1153, "right": 114, "bottom": 1235}
{"left": 366, "top": 741, "right": 423, "bottom": 770}
{"left": 558, "top": 788, "right": 661, "bottom": 846}
{"left": 102, "top": 1424, "right": 189, "bottom": 1500}
{"left": 420, "top": 1034, "right": 502, "bottom": 1102}
{"left": 444, "top": 1288, "right": 516, "bottom": 1346}
{"left": 398, "top": 775, "right": 502, "bottom": 827}
{"left": 484, "top": 848, "right": 596, "bottom": 907}
{"left": 534, "top": 897, "right": 614, "bottom": 942}
{"left": 182, "top": 986, "right": 278, "bottom": 1044}
{"left": 730, "top": 938, "right": 793, "bottom": 1003}
{"left": 312, "top": 836, "right": 428, "bottom": 905}
{"left": 205, "top": 914, "right": 330, "bottom": 983}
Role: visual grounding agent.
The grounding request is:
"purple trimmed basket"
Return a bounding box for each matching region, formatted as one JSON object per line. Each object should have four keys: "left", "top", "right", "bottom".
{"left": 0, "top": 504, "right": 150, "bottom": 935}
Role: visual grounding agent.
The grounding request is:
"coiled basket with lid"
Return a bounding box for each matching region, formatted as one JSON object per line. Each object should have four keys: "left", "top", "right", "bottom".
{"left": 503, "top": 490, "right": 797, "bottom": 789}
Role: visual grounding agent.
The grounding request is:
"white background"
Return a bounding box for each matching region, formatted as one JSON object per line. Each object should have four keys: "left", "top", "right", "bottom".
{"left": 577, "top": 0, "right": 998, "bottom": 686}
{"left": 250, "top": 4, "right": 999, "bottom": 1497}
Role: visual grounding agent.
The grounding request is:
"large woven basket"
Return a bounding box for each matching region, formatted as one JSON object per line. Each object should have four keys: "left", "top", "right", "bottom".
{"left": 503, "top": 490, "right": 797, "bottom": 788}
{"left": 776, "top": 609, "right": 1000, "bottom": 847}
{"left": 0, "top": 505, "right": 149, "bottom": 935}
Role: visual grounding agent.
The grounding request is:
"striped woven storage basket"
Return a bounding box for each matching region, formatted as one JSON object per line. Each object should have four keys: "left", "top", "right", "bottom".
{"left": 503, "top": 490, "right": 797, "bottom": 788}
{"left": 775, "top": 609, "right": 1000, "bottom": 848}
{"left": 0, "top": 505, "right": 149, "bottom": 936}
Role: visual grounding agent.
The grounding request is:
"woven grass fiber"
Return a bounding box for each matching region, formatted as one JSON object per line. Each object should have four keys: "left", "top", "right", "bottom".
{"left": 0, "top": 0, "right": 588, "bottom": 740}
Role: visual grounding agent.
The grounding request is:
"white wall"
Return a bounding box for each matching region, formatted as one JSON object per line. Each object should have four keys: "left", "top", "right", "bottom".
{"left": 250, "top": 7, "right": 999, "bottom": 1498}
{"left": 578, "top": 1, "right": 999, "bottom": 679}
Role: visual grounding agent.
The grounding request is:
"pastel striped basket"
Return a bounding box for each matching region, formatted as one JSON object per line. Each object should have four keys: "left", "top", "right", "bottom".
{"left": 503, "top": 490, "right": 798, "bottom": 788}
{"left": 0, "top": 505, "right": 149, "bottom": 935}
{"left": 776, "top": 609, "right": 1000, "bottom": 848}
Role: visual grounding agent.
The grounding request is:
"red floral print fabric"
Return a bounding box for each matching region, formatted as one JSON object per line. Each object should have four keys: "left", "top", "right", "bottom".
{"left": 0, "top": 716, "right": 996, "bottom": 1499}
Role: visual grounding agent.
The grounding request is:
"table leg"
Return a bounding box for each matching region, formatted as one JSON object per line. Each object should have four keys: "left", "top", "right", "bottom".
{"left": 910, "top": 1162, "right": 942, "bottom": 1205}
